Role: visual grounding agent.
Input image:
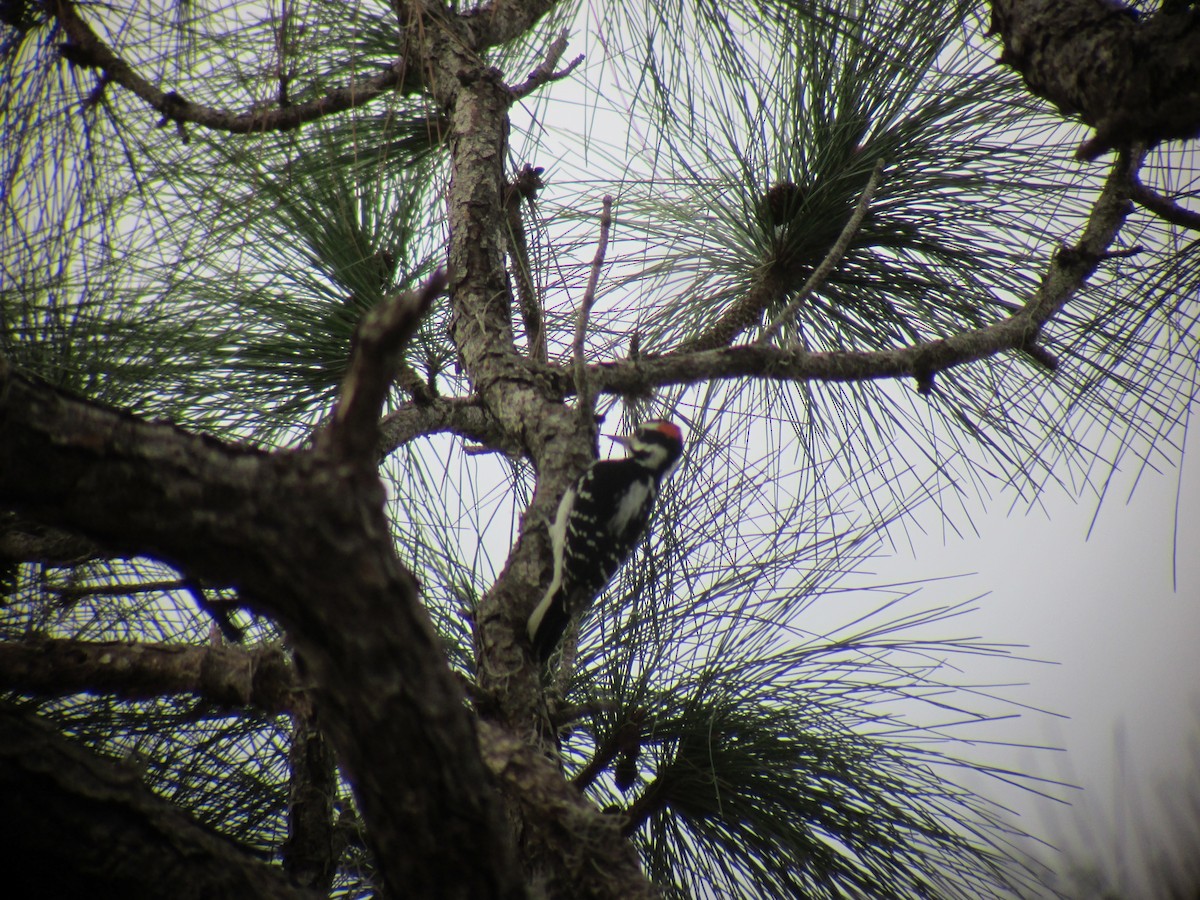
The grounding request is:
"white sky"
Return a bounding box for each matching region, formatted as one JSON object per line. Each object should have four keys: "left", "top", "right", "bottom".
{"left": 869, "top": 405, "right": 1200, "bottom": 893}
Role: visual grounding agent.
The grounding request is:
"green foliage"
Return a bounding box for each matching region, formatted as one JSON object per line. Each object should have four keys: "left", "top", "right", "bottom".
{"left": 1, "top": 0, "right": 1197, "bottom": 896}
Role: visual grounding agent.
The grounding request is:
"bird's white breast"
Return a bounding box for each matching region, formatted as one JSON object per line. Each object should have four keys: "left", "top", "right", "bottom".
{"left": 609, "top": 479, "right": 653, "bottom": 535}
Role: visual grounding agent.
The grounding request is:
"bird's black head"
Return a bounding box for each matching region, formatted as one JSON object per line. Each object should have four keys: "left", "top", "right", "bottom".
{"left": 614, "top": 419, "right": 684, "bottom": 477}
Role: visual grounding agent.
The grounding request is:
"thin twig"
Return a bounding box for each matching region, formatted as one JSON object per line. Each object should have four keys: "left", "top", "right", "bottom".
{"left": 574, "top": 196, "right": 613, "bottom": 430}
{"left": 52, "top": 579, "right": 188, "bottom": 600}
{"left": 572, "top": 708, "right": 645, "bottom": 792}
{"left": 758, "top": 159, "right": 886, "bottom": 345}
{"left": 505, "top": 164, "right": 547, "bottom": 363}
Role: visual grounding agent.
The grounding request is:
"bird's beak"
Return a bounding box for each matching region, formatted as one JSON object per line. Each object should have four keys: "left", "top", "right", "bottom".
{"left": 607, "top": 434, "right": 632, "bottom": 448}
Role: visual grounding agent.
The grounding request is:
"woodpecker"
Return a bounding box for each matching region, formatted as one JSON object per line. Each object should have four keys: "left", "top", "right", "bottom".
{"left": 527, "top": 419, "right": 685, "bottom": 662}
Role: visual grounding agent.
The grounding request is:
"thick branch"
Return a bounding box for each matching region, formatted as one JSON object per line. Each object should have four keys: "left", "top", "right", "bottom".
{"left": 477, "top": 719, "right": 654, "bottom": 900}
{"left": 283, "top": 706, "right": 340, "bottom": 892}
{"left": 0, "top": 364, "right": 520, "bottom": 899}
{"left": 0, "top": 705, "right": 317, "bottom": 899}
{"left": 0, "top": 512, "right": 99, "bottom": 567}
{"left": 990, "top": 0, "right": 1200, "bottom": 159}
{"left": 406, "top": 6, "right": 654, "bottom": 894}
{"left": 454, "top": 0, "right": 560, "bottom": 50}
{"left": 48, "top": 0, "right": 416, "bottom": 135}
{"left": 408, "top": 0, "right": 593, "bottom": 711}
{"left": 0, "top": 637, "right": 300, "bottom": 715}
{"left": 376, "top": 395, "right": 522, "bottom": 458}
{"left": 1131, "top": 175, "right": 1200, "bottom": 231}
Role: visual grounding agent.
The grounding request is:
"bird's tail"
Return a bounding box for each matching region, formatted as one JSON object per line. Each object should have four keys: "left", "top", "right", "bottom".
{"left": 529, "top": 585, "right": 571, "bottom": 662}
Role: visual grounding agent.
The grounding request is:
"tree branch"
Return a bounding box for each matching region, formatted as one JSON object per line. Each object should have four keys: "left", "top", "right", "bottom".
{"left": 408, "top": 2, "right": 598, "bottom": 753}
{"left": 453, "top": 0, "right": 561, "bottom": 50}
{"left": 376, "top": 395, "right": 522, "bottom": 458}
{"left": 282, "top": 705, "right": 340, "bottom": 892}
{"left": 0, "top": 364, "right": 520, "bottom": 899}
{"left": 0, "top": 637, "right": 300, "bottom": 715}
{"left": 317, "top": 271, "right": 445, "bottom": 464}
{"left": 48, "top": 0, "right": 417, "bottom": 137}
{"left": 989, "top": 0, "right": 1200, "bottom": 159}
{"left": 0, "top": 704, "right": 319, "bottom": 899}
{"left": 505, "top": 163, "right": 548, "bottom": 364}
{"left": 1131, "top": 174, "right": 1200, "bottom": 231}
{"left": 0, "top": 512, "right": 100, "bottom": 568}
{"left": 406, "top": 10, "right": 659, "bottom": 894}
{"left": 509, "top": 31, "right": 584, "bottom": 100}
{"left": 477, "top": 718, "right": 655, "bottom": 900}
{"left": 577, "top": 149, "right": 1139, "bottom": 397}
{"left": 573, "top": 195, "right": 613, "bottom": 431}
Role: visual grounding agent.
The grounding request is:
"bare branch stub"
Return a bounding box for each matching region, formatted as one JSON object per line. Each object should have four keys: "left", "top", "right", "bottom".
{"left": 318, "top": 270, "right": 446, "bottom": 464}
{"left": 573, "top": 196, "right": 614, "bottom": 433}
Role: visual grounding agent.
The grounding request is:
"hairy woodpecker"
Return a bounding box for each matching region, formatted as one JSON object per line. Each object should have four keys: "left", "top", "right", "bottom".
{"left": 527, "top": 419, "right": 685, "bottom": 662}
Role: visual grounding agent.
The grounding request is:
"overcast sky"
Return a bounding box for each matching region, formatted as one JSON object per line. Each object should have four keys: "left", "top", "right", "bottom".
{"left": 870, "top": 405, "right": 1200, "bottom": 893}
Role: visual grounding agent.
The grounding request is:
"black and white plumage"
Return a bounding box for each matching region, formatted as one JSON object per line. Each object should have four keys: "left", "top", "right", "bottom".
{"left": 527, "top": 420, "right": 684, "bottom": 662}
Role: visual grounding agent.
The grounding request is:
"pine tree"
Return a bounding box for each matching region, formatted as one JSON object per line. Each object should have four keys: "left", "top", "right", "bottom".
{"left": 1, "top": 1, "right": 1197, "bottom": 896}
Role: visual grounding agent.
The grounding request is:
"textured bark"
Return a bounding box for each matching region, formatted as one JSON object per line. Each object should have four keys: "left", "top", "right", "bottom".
{"left": 477, "top": 720, "right": 657, "bottom": 900}
{"left": 377, "top": 396, "right": 523, "bottom": 458}
{"left": 0, "top": 705, "right": 317, "bottom": 900}
{"left": 403, "top": 5, "right": 659, "bottom": 895}
{"left": 0, "top": 637, "right": 299, "bottom": 714}
{"left": 283, "top": 706, "right": 340, "bottom": 892}
{"left": 5, "top": 3, "right": 1161, "bottom": 897}
{"left": 990, "top": 0, "right": 1200, "bottom": 158}
{"left": 0, "top": 513, "right": 99, "bottom": 567}
{"left": 0, "top": 365, "right": 520, "bottom": 899}
{"left": 679, "top": 269, "right": 792, "bottom": 352}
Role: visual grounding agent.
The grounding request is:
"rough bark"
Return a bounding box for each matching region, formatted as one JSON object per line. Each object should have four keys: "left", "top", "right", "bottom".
{"left": 1, "top": 2, "right": 1170, "bottom": 897}
{"left": 990, "top": 0, "right": 1200, "bottom": 158}
{"left": 283, "top": 706, "right": 341, "bottom": 893}
{"left": 0, "top": 357, "right": 520, "bottom": 898}
{"left": 0, "top": 513, "right": 100, "bottom": 568}
{"left": 0, "top": 637, "right": 299, "bottom": 714}
{"left": 0, "top": 704, "right": 318, "bottom": 900}
{"left": 399, "top": 4, "right": 657, "bottom": 894}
